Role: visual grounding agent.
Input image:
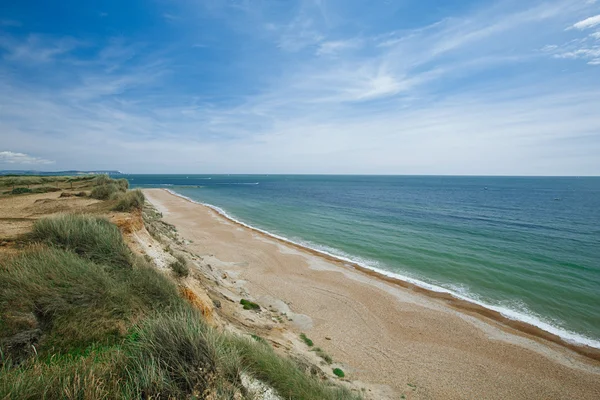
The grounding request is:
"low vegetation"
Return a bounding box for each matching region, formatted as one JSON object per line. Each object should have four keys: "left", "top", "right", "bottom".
{"left": 90, "top": 182, "right": 121, "bottom": 200}
{"left": 251, "top": 334, "right": 269, "bottom": 345}
{"left": 88, "top": 175, "right": 130, "bottom": 200}
{"left": 312, "top": 347, "right": 333, "bottom": 364}
{"left": 0, "top": 175, "right": 94, "bottom": 190}
{"left": 169, "top": 253, "right": 190, "bottom": 278}
{"left": 240, "top": 298, "right": 261, "bottom": 311}
{"left": 112, "top": 189, "right": 145, "bottom": 212}
{"left": 300, "top": 333, "right": 314, "bottom": 347}
{"left": 0, "top": 212, "right": 360, "bottom": 399}
{"left": 31, "top": 214, "right": 132, "bottom": 268}
{"left": 333, "top": 368, "right": 345, "bottom": 378}
{"left": 0, "top": 174, "right": 136, "bottom": 207}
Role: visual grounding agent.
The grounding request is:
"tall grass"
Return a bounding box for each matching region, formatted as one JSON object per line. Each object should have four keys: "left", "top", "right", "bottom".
{"left": 226, "top": 332, "right": 359, "bottom": 399}
{"left": 125, "top": 311, "right": 361, "bottom": 400}
{"left": 0, "top": 346, "right": 125, "bottom": 400}
{"left": 112, "top": 189, "right": 144, "bottom": 212}
{"left": 90, "top": 175, "right": 129, "bottom": 200}
{"left": 1, "top": 214, "right": 361, "bottom": 399}
{"left": 0, "top": 247, "right": 182, "bottom": 361}
{"left": 90, "top": 183, "right": 121, "bottom": 200}
{"left": 31, "top": 214, "right": 132, "bottom": 268}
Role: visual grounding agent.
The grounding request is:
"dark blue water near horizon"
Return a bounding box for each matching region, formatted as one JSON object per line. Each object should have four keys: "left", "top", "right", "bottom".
{"left": 126, "top": 174, "right": 600, "bottom": 347}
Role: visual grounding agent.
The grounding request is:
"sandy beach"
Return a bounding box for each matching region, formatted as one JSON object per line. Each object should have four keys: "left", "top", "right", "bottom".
{"left": 144, "top": 188, "right": 600, "bottom": 399}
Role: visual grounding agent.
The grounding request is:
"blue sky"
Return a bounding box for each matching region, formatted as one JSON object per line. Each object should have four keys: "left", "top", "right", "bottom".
{"left": 1, "top": 0, "right": 599, "bottom": 175}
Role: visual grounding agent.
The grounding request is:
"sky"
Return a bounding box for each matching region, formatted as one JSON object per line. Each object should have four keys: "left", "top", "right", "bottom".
{"left": 1, "top": 0, "right": 599, "bottom": 175}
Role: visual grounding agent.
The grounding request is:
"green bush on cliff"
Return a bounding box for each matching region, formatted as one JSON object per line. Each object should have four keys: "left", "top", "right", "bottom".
{"left": 112, "top": 189, "right": 145, "bottom": 212}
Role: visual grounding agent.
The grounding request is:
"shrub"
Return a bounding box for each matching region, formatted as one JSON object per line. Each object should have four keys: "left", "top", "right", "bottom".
{"left": 115, "top": 178, "right": 129, "bottom": 190}
{"left": 169, "top": 253, "right": 189, "bottom": 278}
{"left": 333, "top": 368, "right": 345, "bottom": 378}
{"left": 31, "top": 214, "right": 132, "bottom": 268}
{"left": 90, "top": 183, "right": 120, "bottom": 200}
{"left": 113, "top": 190, "right": 145, "bottom": 212}
{"left": 94, "top": 175, "right": 111, "bottom": 186}
{"left": 240, "top": 299, "right": 260, "bottom": 310}
{"left": 300, "top": 333, "right": 314, "bottom": 347}
{"left": 11, "top": 187, "right": 32, "bottom": 195}
{"left": 31, "top": 186, "right": 61, "bottom": 193}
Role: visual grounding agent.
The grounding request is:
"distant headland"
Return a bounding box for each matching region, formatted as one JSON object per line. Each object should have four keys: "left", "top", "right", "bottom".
{"left": 0, "top": 170, "right": 124, "bottom": 176}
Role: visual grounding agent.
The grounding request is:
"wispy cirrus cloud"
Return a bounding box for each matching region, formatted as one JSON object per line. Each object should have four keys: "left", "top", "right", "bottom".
{"left": 1, "top": 0, "right": 600, "bottom": 174}
{"left": 0, "top": 34, "right": 81, "bottom": 63}
{"left": 316, "top": 39, "right": 362, "bottom": 56}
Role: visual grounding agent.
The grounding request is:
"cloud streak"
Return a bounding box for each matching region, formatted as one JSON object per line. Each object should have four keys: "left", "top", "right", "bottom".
{"left": 573, "top": 14, "right": 600, "bottom": 29}
{"left": 0, "top": 151, "right": 54, "bottom": 165}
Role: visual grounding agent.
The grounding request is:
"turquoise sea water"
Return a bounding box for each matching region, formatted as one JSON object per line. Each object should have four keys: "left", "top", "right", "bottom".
{"left": 128, "top": 175, "right": 600, "bottom": 348}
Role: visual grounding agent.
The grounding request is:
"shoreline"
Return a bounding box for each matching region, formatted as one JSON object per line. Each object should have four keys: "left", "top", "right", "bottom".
{"left": 144, "top": 188, "right": 600, "bottom": 399}
{"left": 163, "top": 188, "right": 600, "bottom": 362}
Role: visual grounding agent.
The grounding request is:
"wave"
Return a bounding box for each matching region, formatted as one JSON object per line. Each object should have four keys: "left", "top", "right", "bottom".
{"left": 164, "top": 188, "right": 600, "bottom": 350}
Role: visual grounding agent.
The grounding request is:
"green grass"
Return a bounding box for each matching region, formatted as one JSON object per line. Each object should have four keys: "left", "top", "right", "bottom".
{"left": 0, "top": 213, "right": 361, "bottom": 399}
{"left": 89, "top": 174, "right": 130, "bottom": 200}
{"left": 0, "top": 246, "right": 182, "bottom": 361}
{"left": 10, "top": 187, "right": 32, "bottom": 194}
{"left": 0, "top": 175, "right": 96, "bottom": 194}
{"left": 0, "top": 175, "right": 76, "bottom": 188}
{"left": 240, "top": 299, "right": 261, "bottom": 310}
{"left": 332, "top": 368, "right": 345, "bottom": 378}
{"left": 112, "top": 189, "right": 145, "bottom": 212}
{"left": 31, "top": 214, "right": 133, "bottom": 268}
{"left": 311, "top": 347, "right": 333, "bottom": 364}
{"left": 251, "top": 334, "right": 269, "bottom": 345}
{"left": 31, "top": 186, "right": 61, "bottom": 193}
{"left": 90, "top": 183, "right": 121, "bottom": 200}
{"left": 300, "top": 333, "right": 314, "bottom": 347}
{"left": 169, "top": 253, "right": 190, "bottom": 278}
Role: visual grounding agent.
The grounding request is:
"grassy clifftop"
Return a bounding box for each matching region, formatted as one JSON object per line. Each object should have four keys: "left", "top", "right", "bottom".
{"left": 0, "top": 177, "right": 360, "bottom": 399}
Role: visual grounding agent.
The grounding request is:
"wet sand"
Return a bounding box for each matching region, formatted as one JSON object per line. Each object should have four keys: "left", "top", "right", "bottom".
{"left": 144, "top": 189, "right": 600, "bottom": 399}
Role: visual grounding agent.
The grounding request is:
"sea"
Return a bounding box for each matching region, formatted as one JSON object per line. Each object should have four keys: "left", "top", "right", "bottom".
{"left": 126, "top": 174, "right": 600, "bottom": 348}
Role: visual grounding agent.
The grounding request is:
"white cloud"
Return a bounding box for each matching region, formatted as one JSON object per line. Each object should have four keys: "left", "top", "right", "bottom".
{"left": 572, "top": 14, "right": 600, "bottom": 30}
{"left": 554, "top": 48, "right": 600, "bottom": 59}
{"left": 0, "top": 151, "right": 54, "bottom": 165}
{"left": 316, "top": 39, "right": 362, "bottom": 56}
{"left": 591, "top": 31, "right": 600, "bottom": 39}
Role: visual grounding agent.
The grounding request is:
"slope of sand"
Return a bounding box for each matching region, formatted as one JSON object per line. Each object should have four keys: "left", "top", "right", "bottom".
{"left": 144, "top": 189, "right": 600, "bottom": 399}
